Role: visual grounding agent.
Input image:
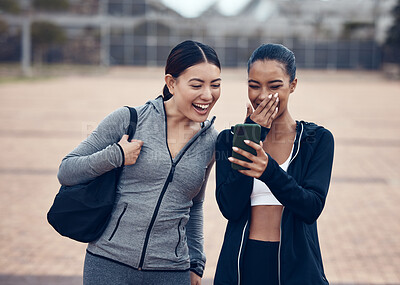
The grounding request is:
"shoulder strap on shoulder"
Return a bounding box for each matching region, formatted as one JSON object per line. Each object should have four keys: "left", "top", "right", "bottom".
{"left": 125, "top": 106, "right": 138, "bottom": 142}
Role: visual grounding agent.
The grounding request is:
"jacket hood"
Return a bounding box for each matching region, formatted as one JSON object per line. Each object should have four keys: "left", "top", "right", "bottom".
{"left": 289, "top": 121, "right": 326, "bottom": 165}
{"left": 296, "top": 120, "right": 326, "bottom": 141}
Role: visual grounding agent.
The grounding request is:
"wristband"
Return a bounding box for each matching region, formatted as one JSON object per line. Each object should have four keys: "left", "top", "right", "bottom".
{"left": 245, "top": 116, "right": 270, "bottom": 141}
{"left": 116, "top": 143, "right": 125, "bottom": 167}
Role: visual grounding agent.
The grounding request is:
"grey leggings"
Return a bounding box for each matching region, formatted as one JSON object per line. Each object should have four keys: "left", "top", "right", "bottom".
{"left": 83, "top": 251, "right": 191, "bottom": 285}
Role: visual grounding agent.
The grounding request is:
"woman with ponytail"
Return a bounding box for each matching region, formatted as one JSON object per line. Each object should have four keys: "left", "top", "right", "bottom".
{"left": 57, "top": 40, "right": 221, "bottom": 285}
{"left": 214, "top": 44, "right": 334, "bottom": 284}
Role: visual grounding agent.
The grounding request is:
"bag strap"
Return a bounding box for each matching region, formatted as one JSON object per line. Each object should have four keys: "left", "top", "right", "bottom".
{"left": 125, "top": 106, "right": 138, "bottom": 142}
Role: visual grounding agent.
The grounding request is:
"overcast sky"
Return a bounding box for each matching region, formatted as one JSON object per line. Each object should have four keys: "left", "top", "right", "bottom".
{"left": 160, "top": 0, "right": 252, "bottom": 18}
{"left": 160, "top": 0, "right": 334, "bottom": 18}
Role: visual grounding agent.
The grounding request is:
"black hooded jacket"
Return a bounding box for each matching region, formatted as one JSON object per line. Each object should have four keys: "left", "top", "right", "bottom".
{"left": 214, "top": 121, "right": 334, "bottom": 285}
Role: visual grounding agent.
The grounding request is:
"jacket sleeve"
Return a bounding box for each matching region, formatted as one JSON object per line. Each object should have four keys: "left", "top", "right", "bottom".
{"left": 186, "top": 159, "right": 214, "bottom": 277}
{"left": 215, "top": 130, "right": 254, "bottom": 221}
{"left": 259, "top": 129, "right": 334, "bottom": 224}
{"left": 57, "top": 107, "right": 129, "bottom": 186}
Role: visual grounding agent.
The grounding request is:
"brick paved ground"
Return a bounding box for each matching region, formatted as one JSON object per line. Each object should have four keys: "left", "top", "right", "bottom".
{"left": 0, "top": 68, "right": 399, "bottom": 284}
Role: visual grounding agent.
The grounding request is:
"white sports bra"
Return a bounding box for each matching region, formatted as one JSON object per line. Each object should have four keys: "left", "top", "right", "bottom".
{"left": 250, "top": 144, "right": 294, "bottom": 206}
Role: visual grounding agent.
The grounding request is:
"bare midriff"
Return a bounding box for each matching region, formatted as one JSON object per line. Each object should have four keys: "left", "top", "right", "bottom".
{"left": 249, "top": 205, "right": 283, "bottom": 241}
{"left": 249, "top": 117, "right": 296, "bottom": 242}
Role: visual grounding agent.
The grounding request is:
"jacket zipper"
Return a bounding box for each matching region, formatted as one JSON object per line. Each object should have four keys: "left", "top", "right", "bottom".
{"left": 278, "top": 207, "right": 284, "bottom": 285}
{"left": 278, "top": 122, "right": 303, "bottom": 285}
{"left": 138, "top": 130, "right": 208, "bottom": 269}
{"left": 138, "top": 162, "right": 176, "bottom": 270}
{"left": 237, "top": 220, "right": 248, "bottom": 285}
{"left": 137, "top": 107, "right": 215, "bottom": 270}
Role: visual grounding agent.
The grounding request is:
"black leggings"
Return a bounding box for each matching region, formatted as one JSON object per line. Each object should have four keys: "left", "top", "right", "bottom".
{"left": 241, "top": 239, "right": 279, "bottom": 285}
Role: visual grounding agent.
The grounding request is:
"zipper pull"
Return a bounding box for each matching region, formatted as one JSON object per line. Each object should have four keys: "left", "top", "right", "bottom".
{"left": 167, "top": 164, "right": 176, "bottom": 183}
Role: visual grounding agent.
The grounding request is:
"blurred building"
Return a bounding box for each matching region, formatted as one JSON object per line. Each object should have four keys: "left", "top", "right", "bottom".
{"left": 0, "top": 0, "right": 397, "bottom": 72}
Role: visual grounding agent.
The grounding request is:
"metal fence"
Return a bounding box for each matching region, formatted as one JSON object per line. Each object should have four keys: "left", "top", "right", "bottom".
{"left": 108, "top": 35, "right": 381, "bottom": 70}
{"left": 0, "top": 0, "right": 394, "bottom": 73}
{"left": 0, "top": 21, "right": 382, "bottom": 70}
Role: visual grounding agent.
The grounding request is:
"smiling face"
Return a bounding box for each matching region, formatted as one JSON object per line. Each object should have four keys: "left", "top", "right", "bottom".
{"left": 166, "top": 62, "right": 221, "bottom": 122}
{"left": 248, "top": 60, "right": 297, "bottom": 118}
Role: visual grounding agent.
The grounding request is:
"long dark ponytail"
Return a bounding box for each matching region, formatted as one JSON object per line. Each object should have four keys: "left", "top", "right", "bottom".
{"left": 163, "top": 40, "right": 221, "bottom": 101}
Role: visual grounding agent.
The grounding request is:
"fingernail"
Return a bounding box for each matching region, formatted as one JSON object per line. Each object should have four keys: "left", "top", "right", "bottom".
{"left": 232, "top": 147, "right": 239, "bottom": 151}
{"left": 276, "top": 97, "right": 279, "bottom": 102}
{"left": 275, "top": 107, "right": 278, "bottom": 112}
{"left": 228, "top": 157, "right": 233, "bottom": 161}
{"left": 244, "top": 140, "right": 250, "bottom": 144}
{"left": 268, "top": 94, "right": 272, "bottom": 99}
{"left": 274, "top": 93, "right": 278, "bottom": 98}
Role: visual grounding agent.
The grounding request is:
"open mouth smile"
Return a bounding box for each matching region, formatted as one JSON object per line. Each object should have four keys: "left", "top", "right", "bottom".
{"left": 192, "top": 103, "right": 211, "bottom": 115}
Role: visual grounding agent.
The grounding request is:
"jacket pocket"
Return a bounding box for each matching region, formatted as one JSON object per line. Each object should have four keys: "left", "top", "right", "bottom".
{"left": 108, "top": 203, "right": 128, "bottom": 241}
{"left": 305, "top": 229, "right": 319, "bottom": 260}
{"left": 305, "top": 227, "right": 328, "bottom": 283}
{"left": 175, "top": 218, "right": 183, "bottom": 257}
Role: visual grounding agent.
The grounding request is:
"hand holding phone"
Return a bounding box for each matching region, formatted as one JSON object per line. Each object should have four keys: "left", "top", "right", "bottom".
{"left": 231, "top": 124, "right": 261, "bottom": 170}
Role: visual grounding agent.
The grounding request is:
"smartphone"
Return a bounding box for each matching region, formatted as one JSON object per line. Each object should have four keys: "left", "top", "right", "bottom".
{"left": 231, "top": 124, "right": 261, "bottom": 170}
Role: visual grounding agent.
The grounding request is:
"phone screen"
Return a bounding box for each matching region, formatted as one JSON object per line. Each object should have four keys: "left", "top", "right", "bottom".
{"left": 231, "top": 124, "right": 261, "bottom": 170}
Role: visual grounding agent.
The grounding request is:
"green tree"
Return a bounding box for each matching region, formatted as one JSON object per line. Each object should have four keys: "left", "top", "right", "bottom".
{"left": 341, "top": 22, "right": 374, "bottom": 40}
{"left": 32, "top": 21, "right": 66, "bottom": 64}
{"left": 33, "top": 0, "right": 69, "bottom": 11}
{"left": 384, "top": 0, "right": 400, "bottom": 63}
{"left": 0, "top": 0, "right": 20, "bottom": 14}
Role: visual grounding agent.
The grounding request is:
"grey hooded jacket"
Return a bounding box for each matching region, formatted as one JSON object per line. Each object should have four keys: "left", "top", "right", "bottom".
{"left": 57, "top": 96, "right": 218, "bottom": 276}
